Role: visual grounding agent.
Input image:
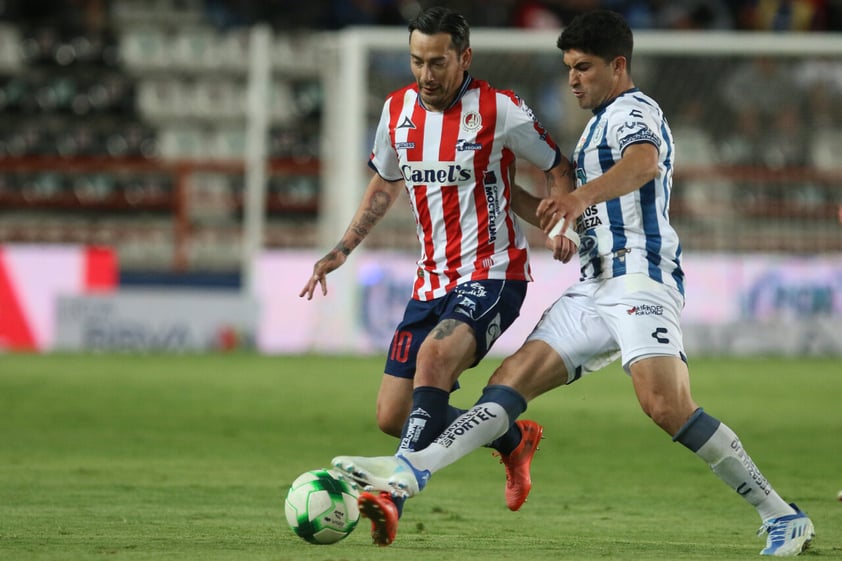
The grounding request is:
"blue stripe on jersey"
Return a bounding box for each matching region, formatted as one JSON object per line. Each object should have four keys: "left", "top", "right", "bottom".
{"left": 659, "top": 114, "right": 685, "bottom": 296}
{"left": 577, "top": 115, "right": 604, "bottom": 278}
{"left": 639, "top": 177, "right": 663, "bottom": 283}
{"left": 660, "top": 119, "right": 674, "bottom": 220}
{"left": 597, "top": 130, "right": 627, "bottom": 278}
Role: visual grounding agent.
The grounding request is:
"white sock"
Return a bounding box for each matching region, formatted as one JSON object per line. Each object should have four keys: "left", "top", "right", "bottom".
{"left": 696, "top": 422, "right": 793, "bottom": 521}
{"left": 402, "top": 402, "right": 510, "bottom": 474}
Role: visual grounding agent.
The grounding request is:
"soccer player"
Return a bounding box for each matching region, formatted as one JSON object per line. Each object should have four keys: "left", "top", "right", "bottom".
{"left": 331, "top": 10, "right": 815, "bottom": 556}
{"left": 300, "top": 6, "right": 575, "bottom": 546}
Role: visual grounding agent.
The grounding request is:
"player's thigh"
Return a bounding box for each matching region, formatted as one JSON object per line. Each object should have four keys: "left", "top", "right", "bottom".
{"left": 416, "top": 279, "right": 527, "bottom": 388}
{"left": 375, "top": 374, "right": 414, "bottom": 437}
{"left": 415, "top": 320, "right": 477, "bottom": 388}
{"left": 438, "top": 279, "right": 528, "bottom": 359}
{"left": 526, "top": 281, "right": 620, "bottom": 384}
{"left": 489, "top": 339, "right": 569, "bottom": 401}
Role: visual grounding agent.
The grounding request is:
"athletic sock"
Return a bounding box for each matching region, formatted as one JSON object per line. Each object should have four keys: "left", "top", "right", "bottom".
{"left": 402, "top": 385, "right": 527, "bottom": 474}
{"left": 487, "top": 423, "right": 522, "bottom": 455}
{"left": 397, "top": 386, "right": 450, "bottom": 453}
{"left": 392, "top": 495, "right": 406, "bottom": 517}
{"left": 485, "top": 385, "right": 529, "bottom": 454}
{"left": 673, "top": 408, "right": 794, "bottom": 521}
{"left": 447, "top": 404, "right": 466, "bottom": 425}
{"left": 390, "top": 387, "right": 454, "bottom": 519}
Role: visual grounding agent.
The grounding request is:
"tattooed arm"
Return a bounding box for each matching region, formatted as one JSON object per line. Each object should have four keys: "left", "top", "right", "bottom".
{"left": 300, "top": 174, "right": 403, "bottom": 300}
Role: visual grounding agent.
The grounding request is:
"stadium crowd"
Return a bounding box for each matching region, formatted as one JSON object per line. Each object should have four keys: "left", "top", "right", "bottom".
{"left": 2, "top": 1, "right": 841, "bottom": 32}
{"left": 211, "top": 0, "right": 842, "bottom": 32}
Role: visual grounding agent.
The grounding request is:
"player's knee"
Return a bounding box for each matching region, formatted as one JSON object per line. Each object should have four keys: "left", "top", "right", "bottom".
{"left": 376, "top": 411, "right": 404, "bottom": 438}
{"left": 488, "top": 355, "right": 518, "bottom": 386}
{"left": 640, "top": 398, "right": 693, "bottom": 436}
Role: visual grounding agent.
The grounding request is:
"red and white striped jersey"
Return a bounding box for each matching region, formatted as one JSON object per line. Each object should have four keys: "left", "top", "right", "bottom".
{"left": 369, "top": 74, "right": 561, "bottom": 301}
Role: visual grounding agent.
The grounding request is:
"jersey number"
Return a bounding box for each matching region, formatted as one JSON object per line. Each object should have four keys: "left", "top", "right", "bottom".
{"left": 390, "top": 330, "right": 413, "bottom": 363}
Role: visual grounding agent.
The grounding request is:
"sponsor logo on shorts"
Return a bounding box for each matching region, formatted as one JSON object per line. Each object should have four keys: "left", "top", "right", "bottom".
{"left": 627, "top": 304, "right": 664, "bottom": 316}
{"left": 456, "top": 282, "right": 488, "bottom": 299}
{"left": 455, "top": 296, "right": 477, "bottom": 318}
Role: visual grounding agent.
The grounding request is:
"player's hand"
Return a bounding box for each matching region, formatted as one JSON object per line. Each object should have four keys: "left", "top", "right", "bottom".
{"left": 545, "top": 233, "right": 577, "bottom": 263}
{"left": 537, "top": 192, "right": 586, "bottom": 236}
{"left": 299, "top": 250, "right": 347, "bottom": 300}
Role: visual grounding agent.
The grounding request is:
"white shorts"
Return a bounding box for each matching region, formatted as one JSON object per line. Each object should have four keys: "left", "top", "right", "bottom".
{"left": 526, "top": 273, "right": 686, "bottom": 382}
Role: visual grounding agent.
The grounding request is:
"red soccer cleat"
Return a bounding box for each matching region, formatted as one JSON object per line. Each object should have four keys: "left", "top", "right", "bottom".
{"left": 357, "top": 491, "right": 399, "bottom": 546}
{"left": 494, "top": 420, "right": 544, "bottom": 511}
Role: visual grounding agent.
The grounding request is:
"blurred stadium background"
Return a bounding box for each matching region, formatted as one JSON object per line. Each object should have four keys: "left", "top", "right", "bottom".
{"left": 1, "top": 0, "right": 841, "bottom": 356}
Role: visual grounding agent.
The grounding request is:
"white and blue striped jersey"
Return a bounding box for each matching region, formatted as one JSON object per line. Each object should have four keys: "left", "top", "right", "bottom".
{"left": 571, "top": 88, "right": 684, "bottom": 296}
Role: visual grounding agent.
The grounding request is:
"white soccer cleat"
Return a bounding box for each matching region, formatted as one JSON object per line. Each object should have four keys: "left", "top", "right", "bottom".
{"left": 758, "top": 503, "right": 815, "bottom": 556}
{"left": 331, "top": 454, "right": 429, "bottom": 500}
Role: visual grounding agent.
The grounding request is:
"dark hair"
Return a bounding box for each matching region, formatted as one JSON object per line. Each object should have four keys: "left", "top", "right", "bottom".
{"left": 557, "top": 10, "right": 633, "bottom": 69}
{"left": 408, "top": 7, "right": 471, "bottom": 53}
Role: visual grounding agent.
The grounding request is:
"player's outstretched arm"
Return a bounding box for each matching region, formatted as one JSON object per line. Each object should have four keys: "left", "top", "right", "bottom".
{"left": 508, "top": 162, "right": 577, "bottom": 263}
{"left": 299, "top": 174, "right": 403, "bottom": 300}
{"left": 509, "top": 182, "right": 542, "bottom": 228}
{"left": 568, "top": 142, "right": 659, "bottom": 211}
{"left": 539, "top": 143, "right": 659, "bottom": 241}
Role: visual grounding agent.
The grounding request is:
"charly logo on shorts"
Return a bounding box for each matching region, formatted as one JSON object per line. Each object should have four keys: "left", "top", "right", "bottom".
{"left": 626, "top": 304, "right": 664, "bottom": 316}
{"left": 485, "top": 312, "right": 502, "bottom": 348}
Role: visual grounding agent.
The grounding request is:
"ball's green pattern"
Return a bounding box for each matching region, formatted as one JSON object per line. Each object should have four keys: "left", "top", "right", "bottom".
{"left": 285, "top": 469, "right": 360, "bottom": 544}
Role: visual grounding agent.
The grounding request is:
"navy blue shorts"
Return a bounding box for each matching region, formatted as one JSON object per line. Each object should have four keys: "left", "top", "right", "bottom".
{"left": 384, "top": 279, "right": 527, "bottom": 380}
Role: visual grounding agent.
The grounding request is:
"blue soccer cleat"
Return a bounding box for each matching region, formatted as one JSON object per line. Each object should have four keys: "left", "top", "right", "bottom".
{"left": 757, "top": 503, "right": 815, "bottom": 556}
{"left": 331, "top": 454, "right": 429, "bottom": 499}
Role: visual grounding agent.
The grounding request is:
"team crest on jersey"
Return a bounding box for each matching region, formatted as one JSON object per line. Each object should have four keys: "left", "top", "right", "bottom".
{"left": 592, "top": 120, "right": 606, "bottom": 143}
{"left": 577, "top": 119, "right": 605, "bottom": 152}
{"left": 462, "top": 111, "right": 482, "bottom": 132}
{"left": 398, "top": 116, "right": 416, "bottom": 129}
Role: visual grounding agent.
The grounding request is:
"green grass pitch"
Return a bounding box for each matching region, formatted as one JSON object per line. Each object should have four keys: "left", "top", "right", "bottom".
{"left": 1, "top": 353, "right": 840, "bottom": 560}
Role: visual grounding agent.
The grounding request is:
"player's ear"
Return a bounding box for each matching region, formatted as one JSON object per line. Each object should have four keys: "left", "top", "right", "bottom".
{"left": 460, "top": 46, "right": 472, "bottom": 68}
{"left": 612, "top": 56, "right": 627, "bottom": 74}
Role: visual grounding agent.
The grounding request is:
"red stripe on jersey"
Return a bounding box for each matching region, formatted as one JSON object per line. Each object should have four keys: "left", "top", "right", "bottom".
{"left": 500, "top": 147, "right": 529, "bottom": 275}
{"left": 471, "top": 84, "right": 497, "bottom": 279}
{"left": 413, "top": 186, "right": 436, "bottom": 299}
{"left": 386, "top": 89, "right": 406, "bottom": 152}
{"left": 405, "top": 89, "right": 426, "bottom": 162}
{"left": 439, "top": 101, "right": 463, "bottom": 290}
{"left": 405, "top": 98, "right": 438, "bottom": 299}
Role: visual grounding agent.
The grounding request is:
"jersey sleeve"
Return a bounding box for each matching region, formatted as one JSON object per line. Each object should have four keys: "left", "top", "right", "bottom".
{"left": 607, "top": 98, "right": 663, "bottom": 155}
{"left": 500, "top": 92, "right": 561, "bottom": 171}
{"left": 368, "top": 98, "right": 403, "bottom": 181}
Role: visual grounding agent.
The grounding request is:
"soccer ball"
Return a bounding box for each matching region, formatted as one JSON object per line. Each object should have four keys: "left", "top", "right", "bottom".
{"left": 284, "top": 468, "right": 360, "bottom": 544}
